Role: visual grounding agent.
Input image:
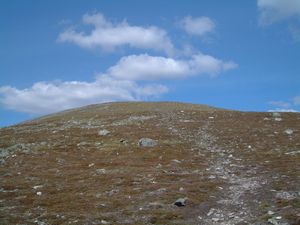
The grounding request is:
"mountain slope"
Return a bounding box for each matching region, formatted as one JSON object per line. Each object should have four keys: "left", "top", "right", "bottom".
{"left": 0, "top": 102, "right": 299, "bottom": 225}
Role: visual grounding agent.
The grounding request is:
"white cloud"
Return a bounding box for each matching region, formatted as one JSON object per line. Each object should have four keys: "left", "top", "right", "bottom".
{"left": 267, "top": 96, "right": 300, "bottom": 112}
{"left": 105, "top": 53, "right": 237, "bottom": 81}
{"left": 0, "top": 76, "right": 168, "bottom": 115}
{"left": 1, "top": 12, "right": 238, "bottom": 115}
{"left": 268, "top": 100, "right": 291, "bottom": 108}
{"left": 258, "top": 0, "right": 300, "bottom": 25}
{"left": 289, "top": 25, "right": 300, "bottom": 42}
{"left": 58, "top": 13, "right": 174, "bottom": 55}
{"left": 0, "top": 52, "right": 236, "bottom": 115}
{"left": 293, "top": 95, "right": 300, "bottom": 105}
{"left": 268, "top": 108, "right": 298, "bottom": 112}
{"left": 179, "top": 16, "right": 215, "bottom": 37}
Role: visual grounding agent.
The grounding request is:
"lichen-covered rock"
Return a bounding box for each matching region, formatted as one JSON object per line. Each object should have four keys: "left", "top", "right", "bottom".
{"left": 138, "top": 138, "right": 157, "bottom": 147}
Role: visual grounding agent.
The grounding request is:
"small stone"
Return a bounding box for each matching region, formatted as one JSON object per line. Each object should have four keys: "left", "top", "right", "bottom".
{"left": 276, "top": 191, "right": 297, "bottom": 200}
{"left": 171, "top": 159, "right": 181, "bottom": 164}
{"left": 95, "top": 193, "right": 102, "bottom": 198}
{"left": 33, "top": 185, "right": 43, "bottom": 190}
{"left": 268, "top": 218, "right": 279, "bottom": 225}
{"left": 272, "top": 112, "right": 281, "bottom": 118}
{"left": 209, "top": 175, "right": 216, "bottom": 179}
{"left": 284, "top": 129, "right": 293, "bottom": 135}
{"left": 96, "top": 169, "right": 106, "bottom": 175}
{"left": 138, "top": 138, "right": 157, "bottom": 147}
{"left": 34, "top": 220, "right": 46, "bottom": 225}
{"left": 95, "top": 142, "right": 102, "bottom": 147}
{"left": 98, "top": 129, "right": 110, "bottom": 136}
{"left": 88, "top": 163, "right": 95, "bottom": 167}
{"left": 174, "top": 197, "right": 187, "bottom": 207}
{"left": 228, "top": 212, "right": 235, "bottom": 218}
{"left": 179, "top": 187, "right": 184, "bottom": 192}
{"left": 268, "top": 210, "right": 275, "bottom": 215}
{"left": 77, "top": 141, "right": 88, "bottom": 146}
{"left": 36, "top": 191, "right": 42, "bottom": 196}
{"left": 119, "top": 139, "right": 128, "bottom": 144}
{"left": 101, "top": 220, "right": 109, "bottom": 224}
{"left": 212, "top": 218, "right": 220, "bottom": 222}
{"left": 207, "top": 208, "right": 215, "bottom": 216}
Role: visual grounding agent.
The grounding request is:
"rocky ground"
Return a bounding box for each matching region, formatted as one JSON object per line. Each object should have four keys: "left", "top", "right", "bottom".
{"left": 0, "top": 102, "right": 299, "bottom": 225}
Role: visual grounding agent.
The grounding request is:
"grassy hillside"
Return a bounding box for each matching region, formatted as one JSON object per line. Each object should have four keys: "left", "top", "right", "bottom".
{"left": 0, "top": 102, "right": 299, "bottom": 225}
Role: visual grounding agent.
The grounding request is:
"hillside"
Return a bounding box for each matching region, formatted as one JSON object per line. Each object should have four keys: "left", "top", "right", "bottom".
{"left": 0, "top": 102, "right": 299, "bottom": 225}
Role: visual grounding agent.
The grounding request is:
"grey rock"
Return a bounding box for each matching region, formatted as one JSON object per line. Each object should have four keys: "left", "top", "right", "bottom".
{"left": 171, "top": 159, "right": 181, "bottom": 164}
{"left": 120, "top": 139, "right": 128, "bottom": 144}
{"left": 77, "top": 141, "right": 88, "bottom": 146}
{"left": 272, "top": 112, "right": 281, "bottom": 118}
{"left": 267, "top": 217, "right": 289, "bottom": 225}
{"left": 174, "top": 197, "right": 187, "bottom": 207}
{"left": 34, "top": 220, "right": 47, "bottom": 225}
{"left": 0, "top": 149, "right": 10, "bottom": 158}
{"left": 276, "top": 191, "right": 297, "bottom": 200}
{"left": 98, "top": 129, "right": 110, "bottom": 136}
{"left": 138, "top": 138, "right": 157, "bottom": 147}
{"left": 101, "top": 219, "right": 109, "bottom": 224}
{"left": 96, "top": 169, "right": 106, "bottom": 175}
{"left": 284, "top": 129, "right": 293, "bottom": 135}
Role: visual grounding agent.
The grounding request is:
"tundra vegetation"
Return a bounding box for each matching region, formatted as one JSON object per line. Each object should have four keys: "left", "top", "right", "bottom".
{"left": 0, "top": 102, "right": 299, "bottom": 225}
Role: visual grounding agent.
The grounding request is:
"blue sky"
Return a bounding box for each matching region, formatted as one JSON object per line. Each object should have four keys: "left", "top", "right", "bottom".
{"left": 1, "top": 0, "right": 300, "bottom": 127}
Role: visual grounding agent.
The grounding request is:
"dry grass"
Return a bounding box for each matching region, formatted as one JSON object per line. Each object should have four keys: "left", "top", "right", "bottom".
{"left": 0, "top": 102, "right": 299, "bottom": 224}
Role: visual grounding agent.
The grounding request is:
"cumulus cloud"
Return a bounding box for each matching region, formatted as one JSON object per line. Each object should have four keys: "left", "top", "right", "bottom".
{"left": 0, "top": 13, "right": 239, "bottom": 115}
{"left": 104, "top": 53, "right": 237, "bottom": 81}
{"left": 58, "top": 13, "right": 174, "bottom": 55}
{"left": 258, "top": 0, "right": 300, "bottom": 25}
{"left": 0, "top": 52, "right": 237, "bottom": 115}
{"left": 0, "top": 76, "right": 168, "bottom": 115}
{"left": 179, "top": 16, "right": 215, "bottom": 37}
